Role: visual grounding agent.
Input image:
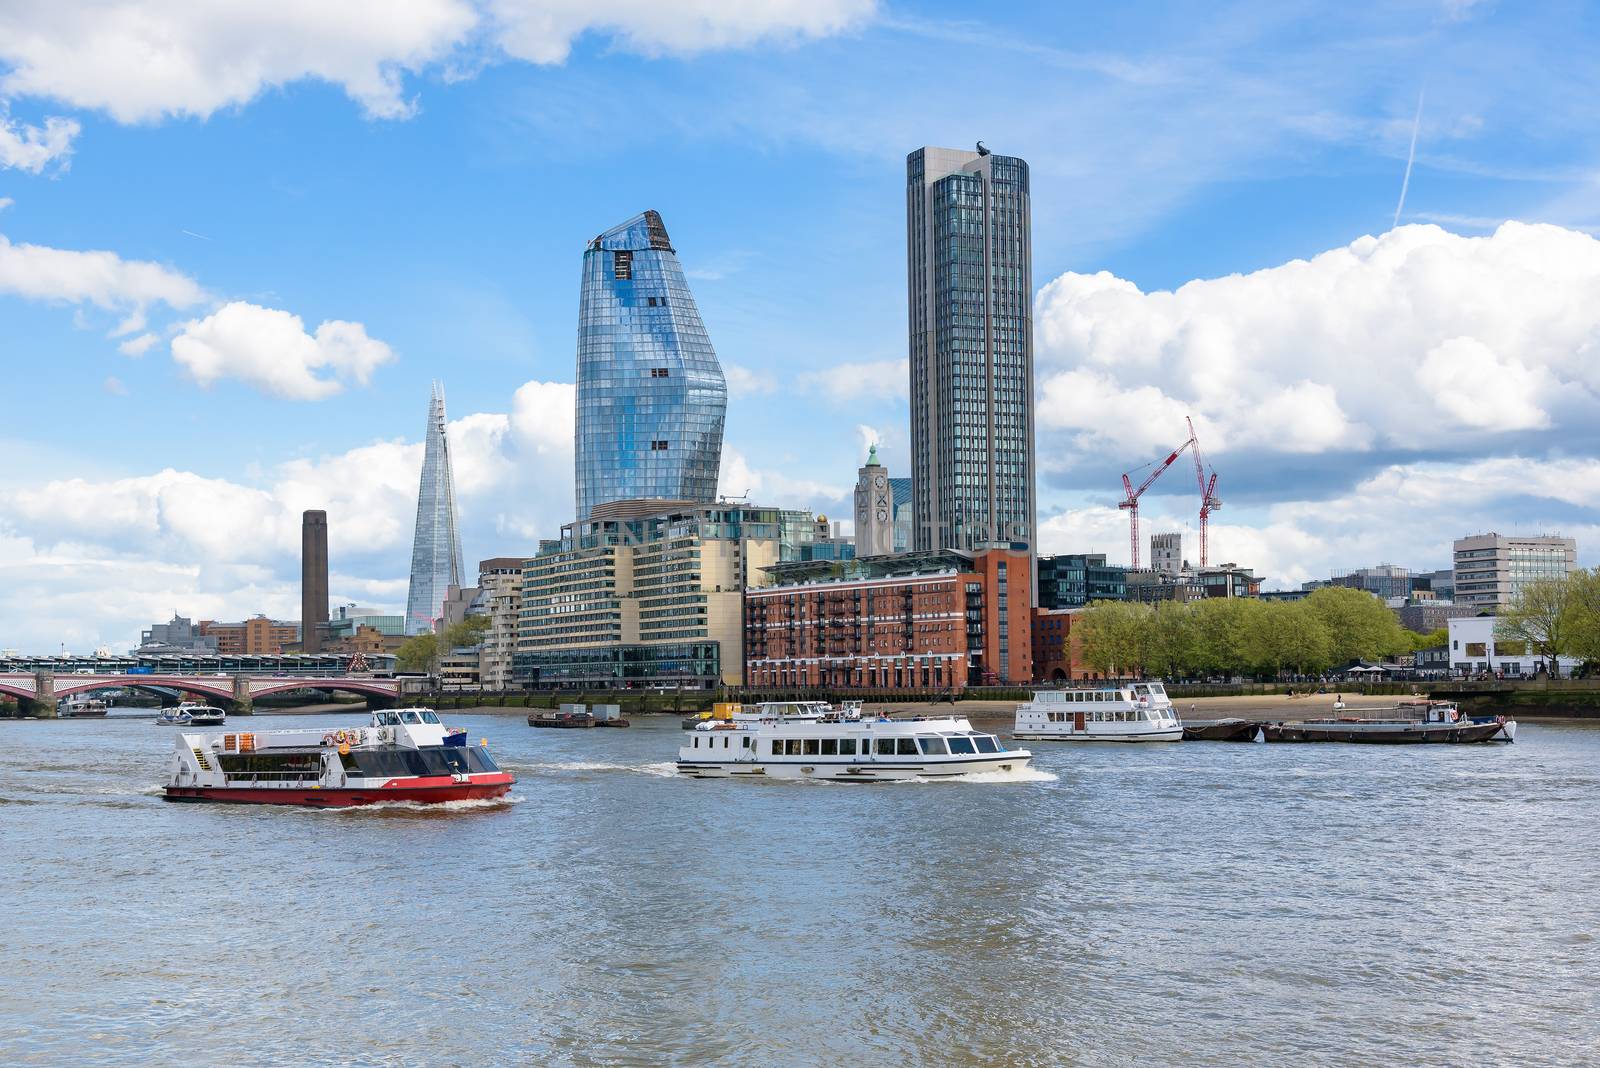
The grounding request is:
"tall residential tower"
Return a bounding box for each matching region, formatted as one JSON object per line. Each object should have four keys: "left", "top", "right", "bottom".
{"left": 404, "top": 383, "right": 465, "bottom": 635}
{"left": 574, "top": 210, "right": 727, "bottom": 520}
{"left": 907, "top": 144, "right": 1034, "bottom": 554}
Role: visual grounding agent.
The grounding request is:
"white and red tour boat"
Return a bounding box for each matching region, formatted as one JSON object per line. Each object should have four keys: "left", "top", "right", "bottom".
{"left": 163, "top": 707, "right": 514, "bottom": 807}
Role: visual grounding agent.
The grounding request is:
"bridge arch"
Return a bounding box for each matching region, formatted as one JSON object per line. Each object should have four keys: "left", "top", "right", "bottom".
{"left": 51, "top": 677, "right": 236, "bottom": 701}
{"left": 0, "top": 679, "right": 36, "bottom": 700}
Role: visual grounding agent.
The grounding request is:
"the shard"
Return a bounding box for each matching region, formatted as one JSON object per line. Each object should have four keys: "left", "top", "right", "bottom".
{"left": 404, "top": 382, "right": 465, "bottom": 635}
{"left": 574, "top": 210, "right": 727, "bottom": 520}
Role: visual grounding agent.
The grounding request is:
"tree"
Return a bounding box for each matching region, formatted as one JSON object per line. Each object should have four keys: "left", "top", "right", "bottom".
{"left": 1303, "top": 586, "right": 1409, "bottom": 665}
{"left": 443, "top": 614, "right": 490, "bottom": 650}
{"left": 1409, "top": 627, "right": 1449, "bottom": 652}
{"left": 396, "top": 632, "right": 439, "bottom": 674}
{"left": 1077, "top": 601, "right": 1152, "bottom": 677}
{"left": 1496, "top": 576, "right": 1573, "bottom": 674}
{"left": 1144, "top": 603, "right": 1198, "bottom": 679}
{"left": 1562, "top": 568, "right": 1600, "bottom": 664}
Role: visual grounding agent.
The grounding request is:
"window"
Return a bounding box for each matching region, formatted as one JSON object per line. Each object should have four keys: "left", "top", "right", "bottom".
{"left": 947, "top": 736, "right": 976, "bottom": 754}
{"left": 972, "top": 736, "right": 999, "bottom": 754}
{"left": 647, "top": 296, "right": 658, "bottom": 306}
{"left": 803, "top": 738, "right": 820, "bottom": 756}
{"left": 876, "top": 738, "right": 895, "bottom": 755}
{"left": 742, "top": 736, "right": 751, "bottom": 749}
{"left": 771, "top": 739, "right": 783, "bottom": 756}
{"left": 785, "top": 739, "right": 802, "bottom": 756}
{"left": 651, "top": 440, "right": 669, "bottom": 451}
{"left": 840, "top": 738, "right": 857, "bottom": 756}
{"left": 650, "top": 367, "right": 670, "bottom": 378}
{"left": 820, "top": 739, "right": 838, "bottom": 756}
{"left": 897, "top": 738, "right": 918, "bottom": 756}
{"left": 613, "top": 250, "right": 632, "bottom": 279}
{"left": 918, "top": 736, "right": 949, "bottom": 755}
{"left": 1465, "top": 642, "right": 1487, "bottom": 657}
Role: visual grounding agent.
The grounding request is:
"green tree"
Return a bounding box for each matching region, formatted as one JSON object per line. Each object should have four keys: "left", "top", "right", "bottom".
{"left": 443, "top": 614, "right": 491, "bottom": 649}
{"left": 1496, "top": 576, "right": 1573, "bottom": 673}
{"left": 1409, "top": 627, "right": 1449, "bottom": 652}
{"left": 1303, "top": 586, "right": 1409, "bottom": 665}
{"left": 1562, "top": 568, "right": 1600, "bottom": 664}
{"left": 1190, "top": 597, "right": 1257, "bottom": 677}
{"left": 1077, "top": 600, "right": 1153, "bottom": 677}
{"left": 1144, "top": 602, "right": 1198, "bottom": 678}
{"left": 396, "top": 632, "right": 440, "bottom": 673}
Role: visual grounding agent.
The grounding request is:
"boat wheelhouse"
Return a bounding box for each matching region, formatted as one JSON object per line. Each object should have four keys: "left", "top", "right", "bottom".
{"left": 1013, "top": 682, "right": 1182, "bottom": 742}
{"left": 677, "top": 709, "right": 1030, "bottom": 781}
{"left": 163, "top": 707, "right": 514, "bottom": 806}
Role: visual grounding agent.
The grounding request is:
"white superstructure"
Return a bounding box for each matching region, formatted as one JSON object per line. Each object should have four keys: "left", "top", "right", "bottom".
{"left": 677, "top": 707, "right": 1030, "bottom": 781}
{"left": 1014, "top": 682, "right": 1182, "bottom": 742}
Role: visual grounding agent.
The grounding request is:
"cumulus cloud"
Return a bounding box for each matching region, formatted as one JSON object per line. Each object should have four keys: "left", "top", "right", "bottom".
{"left": 170, "top": 301, "right": 396, "bottom": 400}
{"left": 1035, "top": 222, "right": 1600, "bottom": 477}
{"left": 0, "top": 0, "right": 873, "bottom": 123}
{"left": 800, "top": 357, "right": 907, "bottom": 402}
{"left": 0, "top": 111, "right": 76, "bottom": 172}
{"left": 723, "top": 363, "right": 777, "bottom": 396}
{"left": 0, "top": 232, "right": 205, "bottom": 310}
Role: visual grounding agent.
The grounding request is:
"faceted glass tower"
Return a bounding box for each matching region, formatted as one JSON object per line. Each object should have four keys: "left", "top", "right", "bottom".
{"left": 907, "top": 145, "right": 1034, "bottom": 553}
{"left": 575, "top": 210, "right": 727, "bottom": 520}
{"left": 404, "top": 382, "right": 464, "bottom": 635}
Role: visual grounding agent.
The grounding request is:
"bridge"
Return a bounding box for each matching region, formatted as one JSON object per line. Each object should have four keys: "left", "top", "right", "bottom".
{"left": 0, "top": 672, "right": 401, "bottom": 717}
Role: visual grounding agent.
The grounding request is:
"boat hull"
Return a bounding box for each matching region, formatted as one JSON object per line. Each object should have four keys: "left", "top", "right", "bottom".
{"left": 163, "top": 774, "right": 514, "bottom": 807}
{"left": 676, "top": 753, "right": 1031, "bottom": 781}
{"left": 1181, "top": 719, "right": 1261, "bottom": 742}
{"left": 1261, "top": 721, "right": 1507, "bottom": 744}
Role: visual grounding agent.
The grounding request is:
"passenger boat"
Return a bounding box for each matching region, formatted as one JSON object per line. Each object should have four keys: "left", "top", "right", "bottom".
{"left": 681, "top": 699, "right": 845, "bottom": 729}
{"left": 155, "top": 704, "right": 226, "bottom": 727}
{"left": 162, "top": 707, "right": 514, "bottom": 806}
{"left": 1260, "top": 702, "right": 1515, "bottom": 744}
{"left": 676, "top": 706, "right": 1030, "bottom": 781}
{"left": 58, "top": 695, "right": 109, "bottom": 717}
{"left": 1013, "top": 682, "right": 1183, "bottom": 742}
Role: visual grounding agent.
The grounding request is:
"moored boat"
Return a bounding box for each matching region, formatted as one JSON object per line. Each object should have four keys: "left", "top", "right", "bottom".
{"left": 163, "top": 706, "right": 514, "bottom": 806}
{"left": 677, "top": 705, "right": 1030, "bottom": 781}
{"left": 1013, "top": 682, "right": 1183, "bottom": 742}
{"left": 58, "top": 695, "right": 109, "bottom": 718}
{"left": 1260, "top": 702, "right": 1514, "bottom": 744}
{"left": 1181, "top": 718, "right": 1261, "bottom": 742}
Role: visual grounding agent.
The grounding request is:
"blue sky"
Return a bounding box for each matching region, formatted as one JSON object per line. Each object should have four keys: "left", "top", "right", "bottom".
{"left": 3, "top": 0, "right": 1600, "bottom": 651}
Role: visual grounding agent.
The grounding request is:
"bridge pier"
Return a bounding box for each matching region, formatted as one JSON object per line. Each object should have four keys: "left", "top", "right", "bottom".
{"left": 228, "top": 675, "right": 254, "bottom": 716}
{"left": 21, "top": 672, "right": 59, "bottom": 718}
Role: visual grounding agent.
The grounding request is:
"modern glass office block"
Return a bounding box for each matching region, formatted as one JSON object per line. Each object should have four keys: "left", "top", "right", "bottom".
{"left": 907, "top": 146, "right": 1034, "bottom": 553}
{"left": 575, "top": 210, "right": 727, "bottom": 520}
{"left": 405, "top": 382, "right": 465, "bottom": 635}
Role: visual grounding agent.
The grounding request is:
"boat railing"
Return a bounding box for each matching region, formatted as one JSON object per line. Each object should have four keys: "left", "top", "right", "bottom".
{"left": 220, "top": 770, "right": 323, "bottom": 784}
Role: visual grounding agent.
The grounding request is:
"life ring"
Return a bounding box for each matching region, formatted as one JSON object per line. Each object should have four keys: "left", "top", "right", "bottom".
{"left": 321, "top": 733, "right": 335, "bottom": 746}
{"left": 1448, "top": 709, "right": 1459, "bottom": 722}
{"left": 335, "top": 729, "right": 347, "bottom": 744}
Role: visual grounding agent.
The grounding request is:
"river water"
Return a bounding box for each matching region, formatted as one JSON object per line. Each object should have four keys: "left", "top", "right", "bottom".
{"left": 2, "top": 709, "right": 1596, "bottom": 1066}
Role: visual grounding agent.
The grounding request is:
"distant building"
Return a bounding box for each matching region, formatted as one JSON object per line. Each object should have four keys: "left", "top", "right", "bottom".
{"left": 574, "top": 210, "right": 726, "bottom": 521}
{"left": 405, "top": 382, "right": 465, "bottom": 635}
{"left": 437, "top": 583, "right": 483, "bottom": 635}
{"left": 200, "top": 616, "right": 300, "bottom": 655}
{"left": 1453, "top": 533, "right": 1575, "bottom": 612}
{"left": 1031, "top": 608, "right": 1085, "bottom": 682}
{"left": 1150, "top": 532, "right": 1183, "bottom": 578}
{"left": 1195, "top": 563, "right": 1261, "bottom": 599}
{"left": 1329, "top": 564, "right": 1412, "bottom": 601}
{"left": 477, "top": 557, "right": 525, "bottom": 692}
{"left": 1396, "top": 600, "right": 1474, "bottom": 635}
{"left": 852, "top": 445, "right": 895, "bottom": 557}
{"left": 1448, "top": 615, "right": 1580, "bottom": 677}
{"left": 745, "top": 547, "right": 1033, "bottom": 691}
{"left": 1038, "top": 554, "right": 1129, "bottom": 609}
{"left": 301, "top": 509, "right": 328, "bottom": 653}
{"left": 1259, "top": 589, "right": 1310, "bottom": 602}
{"left": 513, "top": 502, "right": 782, "bottom": 690}
{"left": 135, "top": 614, "right": 219, "bottom": 655}
{"left": 1412, "top": 567, "right": 1455, "bottom": 600}
{"left": 889, "top": 477, "right": 913, "bottom": 553}
{"left": 440, "top": 646, "right": 482, "bottom": 692}
{"left": 907, "top": 144, "right": 1034, "bottom": 553}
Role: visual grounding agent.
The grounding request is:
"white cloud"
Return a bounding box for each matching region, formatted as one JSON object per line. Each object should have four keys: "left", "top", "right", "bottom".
{"left": 117, "top": 332, "right": 158, "bottom": 356}
{"left": 723, "top": 363, "right": 776, "bottom": 396}
{"left": 718, "top": 444, "right": 846, "bottom": 511}
{"left": 800, "top": 357, "right": 906, "bottom": 402}
{"left": 0, "top": 111, "right": 77, "bottom": 172}
{"left": 0, "top": 231, "right": 205, "bottom": 310}
{"left": 0, "top": 197, "right": 13, "bottom": 212}
{"left": 1035, "top": 222, "right": 1600, "bottom": 469}
{"left": 170, "top": 301, "right": 396, "bottom": 400}
{"left": 0, "top": 0, "right": 873, "bottom": 123}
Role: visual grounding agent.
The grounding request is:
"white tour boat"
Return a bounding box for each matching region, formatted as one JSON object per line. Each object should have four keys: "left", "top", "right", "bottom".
{"left": 163, "top": 707, "right": 514, "bottom": 807}
{"left": 155, "top": 703, "right": 227, "bottom": 727}
{"left": 677, "top": 706, "right": 1031, "bottom": 781}
{"left": 1013, "top": 682, "right": 1183, "bottom": 742}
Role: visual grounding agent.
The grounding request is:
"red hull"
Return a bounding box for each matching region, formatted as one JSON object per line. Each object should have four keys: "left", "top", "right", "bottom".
{"left": 163, "top": 773, "right": 514, "bottom": 807}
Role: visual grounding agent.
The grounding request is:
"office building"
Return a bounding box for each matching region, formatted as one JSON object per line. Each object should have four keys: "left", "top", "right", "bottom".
{"left": 477, "top": 558, "right": 525, "bottom": 691}
{"left": 135, "top": 614, "right": 218, "bottom": 655}
{"left": 1038, "top": 554, "right": 1129, "bottom": 609}
{"left": 574, "top": 210, "right": 727, "bottom": 520}
{"left": 1453, "top": 533, "right": 1576, "bottom": 611}
{"left": 1413, "top": 568, "right": 1455, "bottom": 601}
{"left": 513, "top": 503, "right": 781, "bottom": 690}
{"left": 300, "top": 509, "right": 328, "bottom": 653}
{"left": 405, "top": 383, "right": 465, "bottom": 634}
{"left": 1396, "top": 600, "right": 1474, "bottom": 635}
{"left": 852, "top": 445, "right": 895, "bottom": 557}
{"left": 907, "top": 144, "right": 1034, "bottom": 553}
{"left": 200, "top": 616, "right": 300, "bottom": 655}
{"left": 1329, "top": 564, "right": 1412, "bottom": 601}
{"left": 745, "top": 547, "right": 1033, "bottom": 691}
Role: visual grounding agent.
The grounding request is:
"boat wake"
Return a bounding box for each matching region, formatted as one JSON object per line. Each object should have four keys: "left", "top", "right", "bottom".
{"left": 953, "top": 766, "right": 1059, "bottom": 784}
{"left": 321, "top": 794, "right": 527, "bottom": 815}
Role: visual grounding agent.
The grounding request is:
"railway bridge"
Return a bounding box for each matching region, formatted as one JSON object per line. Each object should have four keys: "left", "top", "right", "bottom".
{"left": 0, "top": 672, "right": 400, "bottom": 717}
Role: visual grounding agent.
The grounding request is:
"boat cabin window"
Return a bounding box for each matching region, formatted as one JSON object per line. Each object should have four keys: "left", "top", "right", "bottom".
{"left": 918, "top": 736, "right": 949, "bottom": 756}
{"left": 876, "top": 738, "right": 895, "bottom": 755}
{"left": 400, "top": 710, "right": 421, "bottom": 724}
{"left": 771, "top": 739, "right": 783, "bottom": 756}
{"left": 785, "top": 740, "right": 803, "bottom": 756}
{"left": 420, "top": 710, "right": 440, "bottom": 724}
{"left": 742, "top": 736, "right": 751, "bottom": 749}
{"left": 803, "top": 739, "right": 820, "bottom": 756}
{"left": 973, "top": 735, "right": 999, "bottom": 754}
{"left": 947, "top": 736, "right": 976, "bottom": 755}
{"left": 820, "top": 739, "right": 837, "bottom": 756}
{"left": 840, "top": 739, "right": 857, "bottom": 756}
{"left": 896, "top": 738, "right": 918, "bottom": 756}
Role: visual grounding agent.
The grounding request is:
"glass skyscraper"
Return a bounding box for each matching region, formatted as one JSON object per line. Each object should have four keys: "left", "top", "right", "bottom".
{"left": 404, "top": 382, "right": 464, "bottom": 635}
{"left": 907, "top": 145, "right": 1034, "bottom": 554}
{"left": 575, "top": 210, "right": 727, "bottom": 520}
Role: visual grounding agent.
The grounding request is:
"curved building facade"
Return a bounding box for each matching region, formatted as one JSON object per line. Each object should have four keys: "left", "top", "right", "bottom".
{"left": 575, "top": 210, "right": 727, "bottom": 520}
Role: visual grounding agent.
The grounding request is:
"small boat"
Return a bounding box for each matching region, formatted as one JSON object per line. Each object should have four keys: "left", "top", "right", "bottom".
{"left": 528, "top": 711, "right": 597, "bottom": 728}
{"left": 163, "top": 706, "right": 514, "bottom": 806}
{"left": 677, "top": 705, "right": 1030, "bottom": 781}
{"left": 155, "top": 707, "right": 193, "bottom": 727}
{"left": 1181, "top": 718, "right": 1260, "bottom": 742}
{"left": 58, "top": 695, "right": 109, "bottom": 717}
{"left": 1013, "top": 682, "right": 1183, "bottom": 742}
{"left": 184, "top": 705, "right": 227, "bottom": 726}
{"left": 1260, "top": 702, "right": 1514, "bottom": 744}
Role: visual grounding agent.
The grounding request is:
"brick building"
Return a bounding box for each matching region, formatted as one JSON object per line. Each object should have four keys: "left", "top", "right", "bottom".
{"left": 200, "top": 616, "right": 300, "bottom": 655}
{"left": 1032, "top": 608, "right": 1087, "bottom": 682}
{"left": 743, "top": 547, "right": 1032, "bottom": 692}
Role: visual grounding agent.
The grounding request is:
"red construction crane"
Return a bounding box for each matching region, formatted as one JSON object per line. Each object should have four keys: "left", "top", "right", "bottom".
{"left": 1187, "top": 416, "right": 1222, "bottom": 567}
{"left": 1119, "top": 435, "right": 1193, "bottom": 569}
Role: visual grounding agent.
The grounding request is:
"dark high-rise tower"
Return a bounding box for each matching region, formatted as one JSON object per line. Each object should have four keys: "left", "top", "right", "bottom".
{"left": 405, "top": 382, "right": 464, "bottom": 635}
{"left": 300, "top": 509, "right": 328, "bottom": 653}
{"left": 907, "top": 144, "right": 1034, "bottom": 553}
{"left": 574, "top": 210, "right": 726, "bottom": 520}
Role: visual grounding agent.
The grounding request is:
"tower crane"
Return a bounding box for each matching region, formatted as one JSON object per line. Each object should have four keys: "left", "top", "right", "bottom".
{"left": 1187, "top": 416, "right": 1222, "bottom": 567}
{"left": 1119, "top": 435, "right": 1193, "bottom": 569}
